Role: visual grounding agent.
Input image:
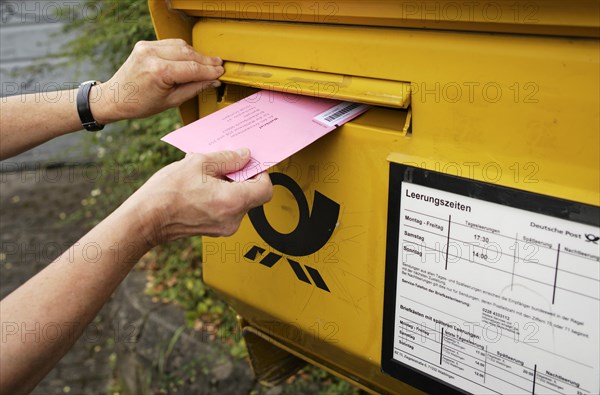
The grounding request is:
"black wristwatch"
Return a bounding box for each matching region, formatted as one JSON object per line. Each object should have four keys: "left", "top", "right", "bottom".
{"left": 77, "top": 80, "right": 104, "bottom": 132}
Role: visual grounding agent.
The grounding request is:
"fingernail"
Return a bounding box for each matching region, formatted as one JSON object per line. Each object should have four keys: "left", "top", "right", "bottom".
{"left": 211, "top": 80, "right": 221, "bottom": 88}
{"left": 214, "top": 56, "right": 223, "bottom": 65}
{"left": 215, "top": 65, "right": 224, "bottom": 73}
{"left": 236, "top": 148, "right": 250, "bottom": 157}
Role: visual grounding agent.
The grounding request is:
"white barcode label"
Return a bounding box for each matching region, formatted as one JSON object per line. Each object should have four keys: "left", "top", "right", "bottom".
{"left": 313, "top": 101, "right": 371, "bottom": 127}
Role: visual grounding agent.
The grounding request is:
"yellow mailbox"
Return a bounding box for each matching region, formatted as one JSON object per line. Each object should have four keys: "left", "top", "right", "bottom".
{"left": 150, "top": 2, "right": 600, "bottom": 394}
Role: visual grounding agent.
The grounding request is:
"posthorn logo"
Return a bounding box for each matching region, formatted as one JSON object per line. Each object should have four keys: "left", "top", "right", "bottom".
{"left": 245, "top": 172, "right": 340, "bottom": 292}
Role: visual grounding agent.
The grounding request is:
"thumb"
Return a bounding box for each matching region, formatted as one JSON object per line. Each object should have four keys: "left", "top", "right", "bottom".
{"left": 200, "top": 148, "right": 251, "bottom": 177}
{"left": 169, "top": 80, "right": 221, "bottom": 106}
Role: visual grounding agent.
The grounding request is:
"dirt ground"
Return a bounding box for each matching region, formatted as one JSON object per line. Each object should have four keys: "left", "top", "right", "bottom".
{"left": 0, "top": 166, "right": 116, "bottom": 394}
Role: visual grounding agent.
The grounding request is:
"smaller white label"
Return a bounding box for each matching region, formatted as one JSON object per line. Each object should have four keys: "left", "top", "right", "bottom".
{"left": 313, "top": 102, "right": 370, "bottom": 127}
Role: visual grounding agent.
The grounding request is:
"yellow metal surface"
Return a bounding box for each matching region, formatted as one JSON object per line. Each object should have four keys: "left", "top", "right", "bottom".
{"left": 150, "top": 1, "right": 600, "bottom": 393}
{"left": 220, "top": 62, "right": 411, "bottom": 108}
{"left": 194, "top": 19, "right": 599, "bottom": 205}
{"left": 193, "top": 18, "right": 599, "bottom": 394}
{"left": 242, "top": 325, "right": 421, "bottom": 395}
{"left": 202, "top": 89, "right": 428, "bottom": 394}
{"left": 242, "top": 326, "right": 306, "bottom": 386}
{"left": 171, "top": 0, "right": 600, "bottom": 38}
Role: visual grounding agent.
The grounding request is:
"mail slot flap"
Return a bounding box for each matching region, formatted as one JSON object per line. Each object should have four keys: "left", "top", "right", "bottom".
{"left": 220, "top": 61, "right": 411, "bottom": 109}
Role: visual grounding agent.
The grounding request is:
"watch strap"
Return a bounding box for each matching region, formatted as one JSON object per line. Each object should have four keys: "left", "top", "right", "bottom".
{"left": 77, "top": 80, "right": 104, "bottom": 132}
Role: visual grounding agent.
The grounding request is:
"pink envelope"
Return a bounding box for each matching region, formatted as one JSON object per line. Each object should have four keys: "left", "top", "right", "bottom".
{"left": 161, "top": 90, "right": 370, "bottom": 181}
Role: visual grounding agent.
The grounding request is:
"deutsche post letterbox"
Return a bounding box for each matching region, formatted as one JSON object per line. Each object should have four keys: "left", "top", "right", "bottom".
{"left": 150, "top": 2, "right": 600, "bottom": 394}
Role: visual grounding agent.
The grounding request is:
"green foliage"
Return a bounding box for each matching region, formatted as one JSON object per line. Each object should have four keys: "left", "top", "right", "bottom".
{"left": 282, "top": 365, "right": 361, "bottom": 395}
{"left": 59, "top": 1, "right": 156, "bottom": 72}
{"left": 141, "top": 238, "right": 236, "bottom": 332}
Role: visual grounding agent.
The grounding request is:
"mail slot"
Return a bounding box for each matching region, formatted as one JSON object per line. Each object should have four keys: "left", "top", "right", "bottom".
{"left": 150, "top": 1, "right": 600, "bottom": 394}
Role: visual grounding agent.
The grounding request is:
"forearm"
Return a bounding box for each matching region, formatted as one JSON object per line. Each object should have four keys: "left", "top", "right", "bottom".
{"left": 0, "top": 198, "right": 153, "bottom": 394}
{"left": 0, "top": 40, "right": 225, "bottom": 161}
{"left": 0, "top": 85, "right": 115, "bottom": 160}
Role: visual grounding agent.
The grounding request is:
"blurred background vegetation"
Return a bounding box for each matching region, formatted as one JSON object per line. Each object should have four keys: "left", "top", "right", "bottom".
{"left": 50, "top": 1, "right": 360, "bottom": 393}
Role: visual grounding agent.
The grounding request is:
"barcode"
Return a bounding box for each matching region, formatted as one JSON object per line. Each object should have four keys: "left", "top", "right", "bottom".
{"left": 324, "top": 102, "right": 362, "bottom": 122}
{"left": 313, "top": 101, "right": 370, "bottom": 127}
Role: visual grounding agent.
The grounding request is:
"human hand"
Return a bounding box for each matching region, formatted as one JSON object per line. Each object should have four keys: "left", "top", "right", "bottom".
{"left": 125, "top": 149, "right": 273, "bottom": 246}
{"left": 91, "top": 39, "right": 224, "bottom": 124}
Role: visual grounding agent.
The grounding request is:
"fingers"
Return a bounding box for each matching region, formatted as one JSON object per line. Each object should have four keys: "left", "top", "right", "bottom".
{"left": 191, "top": 149, "right": 252, "bottom": 177}
{"left": 133, "top": 40, "right": 224, "bottom": 85}
{"left": 145, "top": 153, "right": 272, "bottom": 241}
{"left": 169, "top": 80, "right": 221, "bottom": 106}
{"left": 162, "top": 61, "right": 224, "bottom": 86}
{"left": 135, "top": 39, "right": 222, "bottom": 65}
{"left": 119, "top": 40, "right": 224, "bottom": 116}
{"left": 236, "top": 172, "right": 274, "bottom": 209}
{"left": 135, "top": 38, "right": 222, "bottom": 60}
{"left": 152, "top": 44, "right": 222, "bottom": 66}
{"left": 148, "top": 38, "right": 220, "bottom": 66}
{"left": 147, "top": 38, "right": 189, "bottom": 47}
{"left": 188, "top": 153, "right": 272, "bottom": 233}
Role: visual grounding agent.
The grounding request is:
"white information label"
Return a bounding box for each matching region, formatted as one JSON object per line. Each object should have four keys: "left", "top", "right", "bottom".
{"left": 313, "top": 102, "right": 370, "bottom": 127}
{"left": 393, "top": 182, "right": 600, "bottom": 394}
